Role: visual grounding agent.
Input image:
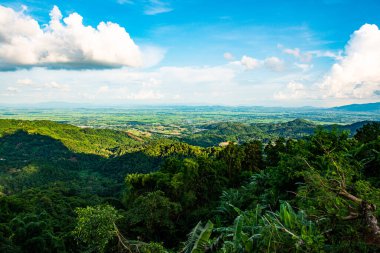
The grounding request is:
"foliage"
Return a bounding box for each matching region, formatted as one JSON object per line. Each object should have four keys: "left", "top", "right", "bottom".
{"left": 73, "top": 205, "right": 121, "bottom": 252}
{"left": 182, "top": 221, "right": 214, "bottom": 253}
{"left": 125, "top": 191, "right": 182, "bottom": 241}
{"left": 213, "top": 202, "right": 324, "bottom": 253}
{"left": 354, "top": 122, "right": 380, "bottom": 143}
{"left": 0, "top": 118, "right": 379, "bottom": 252}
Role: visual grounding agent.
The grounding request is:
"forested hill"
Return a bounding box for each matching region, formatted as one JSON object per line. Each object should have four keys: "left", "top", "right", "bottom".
{"left": 332, "top": 102, "right": 380, "bottom": 111}
{"left": 0, "top": 119, "right": 144, "bottom": 157}
{"left": 0, "top": 119, "right": 380, "bottom": 252}
{"left": 2, "top": 118, "right": 374, "bottom": 150}
{"left": 181, "top": 118, "right": 376, "bottom": 147}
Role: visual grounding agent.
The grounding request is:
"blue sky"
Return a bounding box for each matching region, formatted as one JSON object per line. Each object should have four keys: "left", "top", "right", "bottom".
{"left": 0, "top": 0, "right": 379, "bottom": 106}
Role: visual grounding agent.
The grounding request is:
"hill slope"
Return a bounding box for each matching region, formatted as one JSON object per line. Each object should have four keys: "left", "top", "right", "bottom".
{"left": 0, "top": 119, "right": 143, "bottom": 157}
{"left": 332, "top": 102, "right": 380, "bottom": 112}
{"left": 180, "top": 119, "right": 379, "bottom": 147}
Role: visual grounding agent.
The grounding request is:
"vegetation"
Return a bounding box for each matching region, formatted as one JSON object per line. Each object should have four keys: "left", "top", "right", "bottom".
{"left": 0, "top": 106, "right": 378, "bottom": 146}
{"left": 0, "top": 118, "right": 379, "bottom": 252}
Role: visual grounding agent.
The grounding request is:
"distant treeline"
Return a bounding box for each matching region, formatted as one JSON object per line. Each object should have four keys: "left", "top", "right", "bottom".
{"left": 179, "top": 119, "right": 376, "bottom": 147}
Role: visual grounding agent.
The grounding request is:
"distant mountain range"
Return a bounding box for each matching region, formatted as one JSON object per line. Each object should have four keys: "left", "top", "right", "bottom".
{"left": 331, "top": 102, "right": 380, "bottom": 112}
{"left": 0, "top": 101, "right": 379, "bottom": 111}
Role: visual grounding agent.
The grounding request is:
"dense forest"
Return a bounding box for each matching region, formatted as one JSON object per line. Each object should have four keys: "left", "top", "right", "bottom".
{"left": 179, "top": 119, "right": 373, "bottom": 147}
{"left": 0, "top": 119, "right": 379, "bottom": 252}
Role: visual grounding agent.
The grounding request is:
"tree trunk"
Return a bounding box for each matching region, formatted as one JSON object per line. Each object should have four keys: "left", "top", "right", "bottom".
{"left": 339, "top": 190, "right": 380, "bottom": 242}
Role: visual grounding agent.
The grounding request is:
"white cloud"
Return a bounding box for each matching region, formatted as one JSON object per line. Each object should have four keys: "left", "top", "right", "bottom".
{"left": 283, "top": 47, "right": 341, "bottom": 62}
{"left": 275, "top": 24, "right": 380, "bottom": 102}
{"left": 43, "top": 81, "right": 70, "bottom": 91}
{"left": 0, "top": 63, "right": 317, "bottom": 105}
{"left": 283, "top": 48, "right": 312, "bottom": 62}
{"left": 0, "top": 5, "right": 148, "bottom": 70}
{"left": 283, "top": 48, "right": 301, "bottom": 58}
{"left": 0, "top": 64, "right": 240, "bottom": 104}
{"left": 17, "top": 78, "right": 33, "bottom": 85}
{"left": 223, "top": 52, "right": 235, "bottom": 61}
{"left": 264, "top": 57, "right": 284, "bottom": 72}
{"left": 97, "top": 85, "right": 109, "bottom": 94}
{"left": 6, "top": 20, "right": 380, "bottom": 107}
{"left": 142, "top": 78, "right": 162, "bottom": 88}
{"left": 140, "top": 45, "right": 166, "bottom": 68}
{"left": 94, "top": 84, "right": 163, "bottom": 100}
{"left": 117, "top": 0, "right": 172, "bottom": 16}
{"left": 294, "top": 63, "right": 312, "bottom": 72}
{"left": 320, "top": 24, "right": 380, "bottom": 99}
{"left": 309, "top": 50, "right": 342, "bottom": 60}
{"left": 240, "top": 55, "right": 260, "bottom": 70}
{"left": 144, "top": 0, "right": 172, "bottom": 15}
{"left": 158, "top": 65, "right": 236, "bottom": 83}
{"left": 274, "top": 81, "right": 310, "bottom": 100}
{"left": 14, "top": 78, "right": 70, "bottom": 92}
{"left": 234, "top": 55, "right": 285, "bottom": 72}
{"left": 128, "top": 89, "right": 163, "bottom": 100}
{"left": 6, "top": 86, "right": 20, "bottom": 93}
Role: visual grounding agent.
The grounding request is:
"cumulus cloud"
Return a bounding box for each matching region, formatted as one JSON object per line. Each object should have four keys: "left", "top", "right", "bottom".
{"left": 234, "top": 55, "right": 285, "bottom": 72}
{"left": 0, "top": 5, "right": 149, "bottom": 70}
{"left": 240, "top": 55, "right": 261, "bottom": 70}
{"left": 320, "top": 24, "right": 380, "bottom": 99}
{"left": 275, "top": 24, "right": 380, "bottom": 101}
{"left": 140, "top": 45, "right": 166, "bottom": 68}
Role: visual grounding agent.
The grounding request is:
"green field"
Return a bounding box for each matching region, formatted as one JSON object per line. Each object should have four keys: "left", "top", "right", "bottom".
{"left": 0, "top": 106, "right": 378, "bottom": 140}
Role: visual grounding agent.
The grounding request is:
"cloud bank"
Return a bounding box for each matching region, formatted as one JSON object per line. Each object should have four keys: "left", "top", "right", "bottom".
{"left": 320, "top": 24, "right": 380, "bottom": 99}
{"left": 0, "top": 5, "right": 144, "bottom": 70}
{"left": 276, "top": 24, "right": 380, "bottom": 102}
{"left": 0, "top": 64, "right": 238, "bottom": 104}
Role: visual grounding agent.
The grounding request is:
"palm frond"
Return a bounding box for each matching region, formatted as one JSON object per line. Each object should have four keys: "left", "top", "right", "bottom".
{"left": 182, "top": 220, "right": 214, "bottom": 253}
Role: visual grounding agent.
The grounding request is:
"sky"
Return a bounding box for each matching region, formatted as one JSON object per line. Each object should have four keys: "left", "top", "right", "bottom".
{"left": 0, "top": 0, "right": 379, "bottom": 107}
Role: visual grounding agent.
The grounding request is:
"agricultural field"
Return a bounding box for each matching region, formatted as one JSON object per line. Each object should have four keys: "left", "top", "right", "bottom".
{"left": 0, "top": 105, "right": 378, "bottom": 147}
{"left": 0, "top": 105, "right": 378, "bottom": 138}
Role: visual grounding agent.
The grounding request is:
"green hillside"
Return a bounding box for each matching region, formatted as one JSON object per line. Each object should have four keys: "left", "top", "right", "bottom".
{"left": 181, "top": 119, "right": 377, "bottom": 147}
{"left": 0, "top": 119, "right": 145, "bottom": 157}
{"left": 0, "top": 119, "right": 379, "bottom": 252}
{"left": 332, "top": 102, "right": 380, "bottom": 112}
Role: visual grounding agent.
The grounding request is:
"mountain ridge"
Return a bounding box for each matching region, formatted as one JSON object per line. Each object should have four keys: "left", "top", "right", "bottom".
{"left": 331, "top": 102, "right": 380, "bottom": 111}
